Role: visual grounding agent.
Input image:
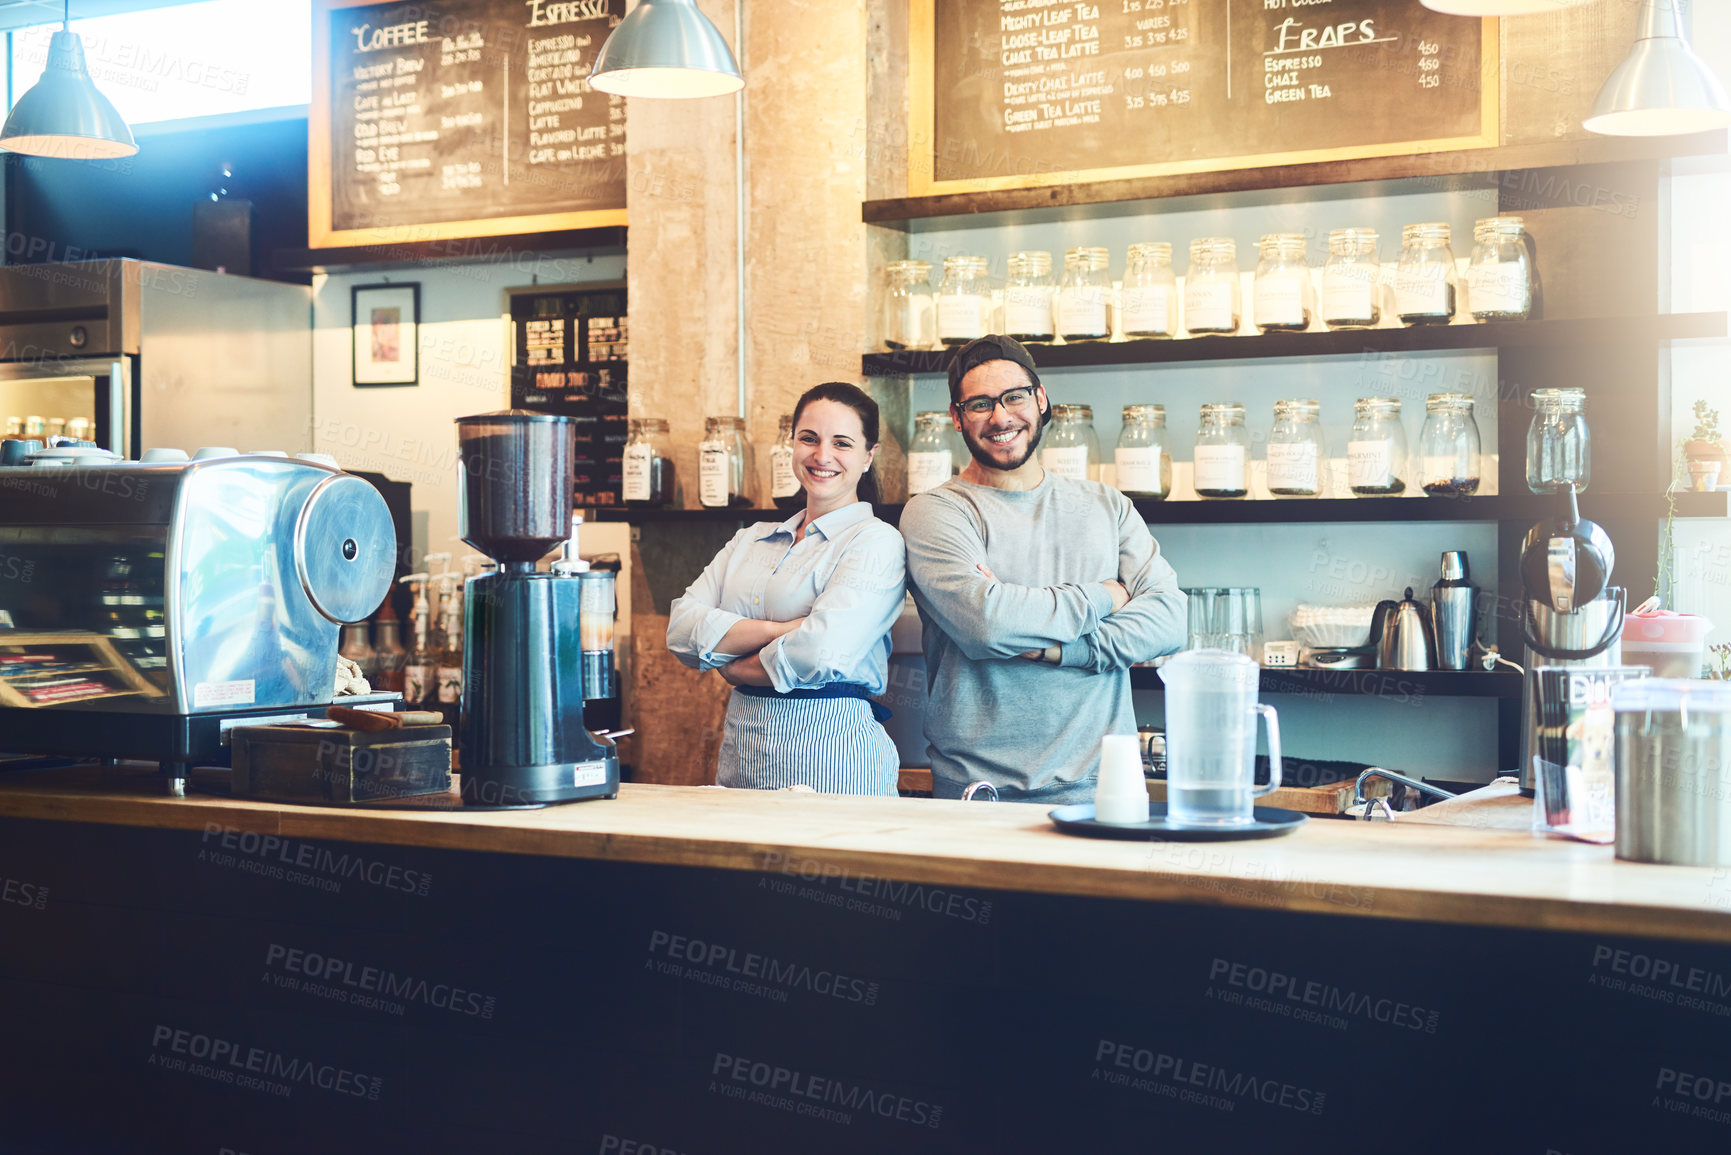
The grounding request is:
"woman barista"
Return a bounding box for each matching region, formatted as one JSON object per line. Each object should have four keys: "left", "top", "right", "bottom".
{"left": 666, "top": 383, "right": 906, "bottom": 795}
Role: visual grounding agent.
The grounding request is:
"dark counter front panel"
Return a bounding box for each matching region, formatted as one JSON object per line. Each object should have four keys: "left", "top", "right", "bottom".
{"left": 0, "top": 816, "right": 1728, "bottom": 1154}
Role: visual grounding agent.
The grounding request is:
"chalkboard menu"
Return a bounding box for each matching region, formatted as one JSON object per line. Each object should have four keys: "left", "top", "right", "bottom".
{"left": 509, "top": 283, "right": 629, "bottom": 508}
{"left": 913, "top": 0, "right": 1497, "bottom": 194}
{"left": 311, "top": 0, "right": 627, "bottom": 246}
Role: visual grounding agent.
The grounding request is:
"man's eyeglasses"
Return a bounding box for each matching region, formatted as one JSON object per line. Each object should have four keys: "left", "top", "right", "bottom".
{"left": 954, "top": 386, "right": 1038, "bottom": 417}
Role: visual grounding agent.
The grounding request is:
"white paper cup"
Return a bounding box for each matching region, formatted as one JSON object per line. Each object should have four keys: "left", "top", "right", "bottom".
{"left": 1095, "top": 734, "right": 1150, "bottom": 825}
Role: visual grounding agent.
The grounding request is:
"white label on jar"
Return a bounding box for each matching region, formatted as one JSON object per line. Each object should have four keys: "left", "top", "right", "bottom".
{"left": 1114, "top": 447, "right": 1164, "bottom": 495}
{"left": 907, "top": 451, "right": 952, "bottom": 494}
{"left": 404, "top": 664, "right": 433, "bottom": 704}
{"left": 1253, "top": 274, "right": 1306, "bottom": 328}
{"left": 936, "top": 295, "right": 986, "bottom": 342}
{"left": 699, "top": 439, "right": 730, "bottom": 507}
{"left": 438, "top": 666, "right": 462, "bottom": 705}
{"left": 1395, "top": 269, "right": 1451, "bottom": 317}
{"left": 1193, "top": 444, "right": 1247, "bottom": 492}
{"left": 1004, "top": 289, "right": 1053, "bottom": 337}
{"left": 1121, "top": 285, "right": 1172, "bottom": 335}
{"left": 1184, "top": 281, "right": 1235, "bottom": 333}
{"left": 1041, "top": 445, "right": 1091, "bottom": 482}
{"left": 1348, "top": 440, "right": 1396, "bottom": 489}
{"left": 622, "top": 442, "right": 652, "bottom": 502}
{"left": 1322, "top": 269, "right": 1377, "bottom": 324}
{"left": 893, "top": 297, "right": 933, "bottom": 347}
{"left": 1468, "top": 265, "right": 1528, "bottom": 315}
{"left": 1057, "top": 289, "right": 1107, "bottom": 337}
{"left": 1266, "top": 442, "right": 1320, "bottom": 492}
{"left": 769, "top": 445, "right": 798, "bottom": 498}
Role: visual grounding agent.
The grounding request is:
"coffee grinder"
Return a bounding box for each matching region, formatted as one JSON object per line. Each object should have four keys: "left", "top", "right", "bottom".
{"left": 455, "top": 411, "right": 618, "bottom": 805}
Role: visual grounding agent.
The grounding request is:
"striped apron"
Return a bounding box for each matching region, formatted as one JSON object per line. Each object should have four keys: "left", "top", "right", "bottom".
{"left": 716, "top": 685, "right": 899, "bottom": 796}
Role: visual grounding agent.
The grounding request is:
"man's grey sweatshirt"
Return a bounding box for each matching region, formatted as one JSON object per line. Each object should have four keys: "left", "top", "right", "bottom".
{"left": 900, "top": 472, "right": 1188, "bottom": 797}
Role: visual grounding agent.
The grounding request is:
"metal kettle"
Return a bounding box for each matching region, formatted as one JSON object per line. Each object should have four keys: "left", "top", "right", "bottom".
{"left": 1371, "top": 587, "right": 1437, "bottom": 671}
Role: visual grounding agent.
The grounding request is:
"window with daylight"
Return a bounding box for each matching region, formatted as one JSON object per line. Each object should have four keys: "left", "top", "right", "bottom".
{"left": 8, "top": 0, "right": 311, "bottom": 125}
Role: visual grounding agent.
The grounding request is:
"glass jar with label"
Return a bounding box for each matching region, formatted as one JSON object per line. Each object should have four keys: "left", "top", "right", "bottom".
{"left": 1321, "top": 228, "right": 1381, "bottom": 329}
{"left": 1418, "top": 393, "right": 1481, "bottom": 497}
{"left": 936, "top": 255, "right": 991, "bottom": 346}
{"left": 769, "top": 414, "right": 802, "bottom": 510}
{"left": 1122, "top": 242, "right": 1177, "bottom": 338}
{"left": 1395, "top": 223, "right": 1458, "bottom": 326}
{"left": 622, "top": 417, "right": 676, "bottom": 507}
{"left": 907, "top": 410, "right": 956, "bottom": 496}
{"left": 1348, "top": 397, "right": 1408, "bottom": 496}
{"left": 1526, "top": 387, "right": 1591, "bottom": 494}
{"left": 883, "top": 259, "right": 934, "bottom": 350}
{"left": 1467, "top": 216, "right": 1532, "bottom": 322}
{"left": 1194, "top": 402, "right": 1250, "bottom": 499}
{"left": 1184, "top": 238, "right": 1241, "bottom": 335}
{"left": 1114, "top": 404, "right": 1171, "bottom": 500}
{"left": 1004, "top": 251, "right": 1056, "bottom": 343}
{"left": 1252, "top": 233, "right": 1313, "bottom": 333}
{"left": 1041, "top": 403, "right": 1100, "bottom": 482}
{"left": 1058, "top": 246, "right": 1111, "bottom": 341}
{"left": 699, "top": 415, "right": 753, "bottom": 508}
{"left": 1266, "top": 399, "right": 1325, "bottom": 498}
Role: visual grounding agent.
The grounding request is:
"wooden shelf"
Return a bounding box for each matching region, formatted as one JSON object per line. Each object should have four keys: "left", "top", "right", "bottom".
{"left": 273, "top": 227, "right": 627, "bottom": 273}
{"left": 1129, "top": 666, "right": 1522, "bottom": 699}
{"left": 862, "top": 133, "right": 1730, "bottom": 226}
{"left": 862, "top": 313, "right": 1727, "bottom": 376}
{"left": 588, "top": 492, "right": 1726, "bottom": 527}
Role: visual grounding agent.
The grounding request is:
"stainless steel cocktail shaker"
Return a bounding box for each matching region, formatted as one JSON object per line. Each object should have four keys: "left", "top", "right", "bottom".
{"left": 1431, "top": 551, "right": 1476, "bottom": 671}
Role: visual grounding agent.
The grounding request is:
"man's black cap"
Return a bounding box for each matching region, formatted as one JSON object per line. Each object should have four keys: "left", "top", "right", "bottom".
{"left": 946, "top": 334, "right": 1050, "bottom": 424}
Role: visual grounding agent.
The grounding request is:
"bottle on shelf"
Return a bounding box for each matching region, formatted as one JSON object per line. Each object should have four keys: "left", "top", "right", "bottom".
{"left": 337, "top": 621, "right": 376, "bottom": 682}
{"left": 1252, "top": 233, "right": 1313, "bottom": 333}
{"left": 770, "top": 413, "right": 802, "bottom": 511}
{"left": 1194, "top": 402, "right": 1250, "bottom": 499}
{"left": 1057, "top": 246, "right": 1111, "bottom": 342}
{"left": 1348, "top": 397, "right": 1409, "bottom": 496}
{"left": 1395, "top": 223, "right": 1458, "bottom": 326}
{"left": 1004, "top": 250, "right": 1056, "bottom": 343}
{"left": 399, "top": 574, "right": 435, "bottom": 709}
{"left": 1121, "top": 243, "right": 1177, "bottom": 339}
{"left": 1183, "top": 238, "right": 1241, "bottom": 335}
{"left": 1041, "top": 404, "right": 1100, "bottom": 482}
{"left": 1114, "top": 404, "right": 1170, "bottom": 500}
{"left": 1321, "top": 228, "right": 1382, "bottom": 330}
{"left": 432, "top": 573, "right": 464, "bottom": 726}
{"left": 1266, "top": 399, "right": 1325, "bottom": 498}
{"left": 907, "top": 411, "right": 956, "bottom": 496}
{"left": 622, "top": 417, "right": 677, "bottom": 508}
{"left": 699, "top": 416, "right": 754, "bottom": 509}
{"left": 372, "top": 601, "right": 406, "bottom": 693}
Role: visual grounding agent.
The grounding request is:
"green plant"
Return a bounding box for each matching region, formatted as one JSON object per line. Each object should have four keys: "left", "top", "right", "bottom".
{"left": 1691, "top": 399, "right": 1723, "bottom": 444}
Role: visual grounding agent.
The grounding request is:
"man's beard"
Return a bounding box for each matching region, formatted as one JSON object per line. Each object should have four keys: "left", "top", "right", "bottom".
{"left": 962, "top": 411, "right": 1045, "bottom": 472}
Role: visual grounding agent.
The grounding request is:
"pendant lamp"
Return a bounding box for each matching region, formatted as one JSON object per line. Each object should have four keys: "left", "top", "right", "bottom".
{"left": 0, "top": 3, "right": 137, "bottom": 159}
{"left": 1584, "top": 0, "right": 1731, "bottom": 135}
{"left": 1421, "top": 1, "right": 1592, "bottom": 14}
{"left": 589, "top": 0, "right": 743, "bottom": 98}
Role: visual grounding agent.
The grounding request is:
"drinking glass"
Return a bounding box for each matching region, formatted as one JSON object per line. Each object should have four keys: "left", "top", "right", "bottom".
{"left": 1160, "top": 649, "right": 1282, "bottom": 825}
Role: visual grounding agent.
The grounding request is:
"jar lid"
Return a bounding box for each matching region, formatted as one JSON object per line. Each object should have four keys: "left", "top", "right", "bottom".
{"left": 943, "top": 254, "right": 989, "bottom": 270}
{"left": 1190, "top": 236, "right": 1237, "bottom": 256}
{"left": 777, "top": 413, "right": 794, "bottom": 429}
{"left": 915, "top": 410, "right": 950, "bottom": 422}
{"left": 1401, "top": 222, "right": 1452, "bottom": 243}
{"left": 640, "top": 417, "right": 670, "bottom": 430}
{"left": 1474, "top": 215, "right": 1526, "bottom": 237}
{"left": 1051, "top": 403, "right": 1093, "bottom": 420}
{"left": 1274, "top": 398, "right": 1321, "bottom": 417}
{"left": 1532, "top": 387, "right": 1587, "bottom": 408}
{"left": 1328, "top": 227, "right": 1379, "bottom": 247}
{"left": 887, "top": 259, "right": 931, "bottom": 274}
{"left": 1123, "top": 403, "right": 1166, "bottom": 419}
{"left": 1354, "top": 396, "right": 1402, "bottom": 413}
{"left": 1257, "top": 232, "right": 1308, "bottom": 253}
{"left": 1065, "top": 246, "right": 1110, "bottom": 269}
{"left": 1128, "top": 241, "right": 1173, "bottom": 261}
{"left": 1426, "top": 392, "right": 1475, "bottom": 410}
{"left": 1200, "top": 401, "right": 1246, "bottom": 417}
{"left": 1009, "top": 250, "right": 1053, "bottom": 272}
{"left": 705, "top": 414, "right": 747, "bottom": 428}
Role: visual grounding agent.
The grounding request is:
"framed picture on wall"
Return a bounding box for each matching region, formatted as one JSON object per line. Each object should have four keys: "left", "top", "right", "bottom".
{"left": 352, "top": 283, "right": 420, "bottom": 386}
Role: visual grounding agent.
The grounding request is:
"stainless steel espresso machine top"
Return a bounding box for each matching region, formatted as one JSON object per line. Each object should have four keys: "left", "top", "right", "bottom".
{"left": 0, "top": 450, "right": 397, "bottom": 790}
{"left": 455, "top": 411, "right": 619, "bottom": 806}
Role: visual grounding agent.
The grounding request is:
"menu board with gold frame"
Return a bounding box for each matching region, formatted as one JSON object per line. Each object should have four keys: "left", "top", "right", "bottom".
{"left": 311, "top": 0, "right": 628, "bottom": 248}
{"left": 910, "top": 0, "right": 1499, "bottom": 197}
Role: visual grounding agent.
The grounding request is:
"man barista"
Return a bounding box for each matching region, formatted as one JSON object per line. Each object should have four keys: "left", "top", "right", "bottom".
{"left": 899, "top": 335, "right": 1187, "bottom": 803}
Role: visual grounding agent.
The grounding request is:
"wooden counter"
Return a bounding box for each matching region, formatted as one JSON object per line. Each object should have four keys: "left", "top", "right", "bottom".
{"left": 1, "top": 764, "right": 1726, "bottom": 945}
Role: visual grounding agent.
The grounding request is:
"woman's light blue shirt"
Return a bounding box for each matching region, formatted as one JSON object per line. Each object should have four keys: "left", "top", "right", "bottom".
{"left": 666, "top": 502, "right": 907, "bottom": 695}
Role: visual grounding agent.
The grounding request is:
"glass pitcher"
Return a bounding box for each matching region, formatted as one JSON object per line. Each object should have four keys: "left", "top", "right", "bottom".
{"left": 1160, "top": 649, "right": 1282, "bottom": 826}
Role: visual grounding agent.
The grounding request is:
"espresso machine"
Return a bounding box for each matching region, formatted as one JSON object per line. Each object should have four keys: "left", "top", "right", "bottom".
{"left": 455, "top": 411, "right": 618, "bottom": 806}
{"left": 1518, "top": 487, "right": 1637, "bottom": 793}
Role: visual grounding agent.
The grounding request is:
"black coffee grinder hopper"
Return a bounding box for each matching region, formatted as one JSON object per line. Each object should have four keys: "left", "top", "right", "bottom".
{"left": 455, "top": 411, "right": 618, "bottom": 805}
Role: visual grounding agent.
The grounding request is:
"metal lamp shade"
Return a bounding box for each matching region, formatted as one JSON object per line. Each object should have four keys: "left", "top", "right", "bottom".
{"left": 589, "top": 0, "right": 742, "bottom": 98}
{"left": 1420, "top": 1, "right": 1593, "bottom": 14}
{"left": 1585, "top": 0, "right": 1731, "bottom": 136}
{"left": 0, "top": 30, "right": 137, "bottom": 159}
